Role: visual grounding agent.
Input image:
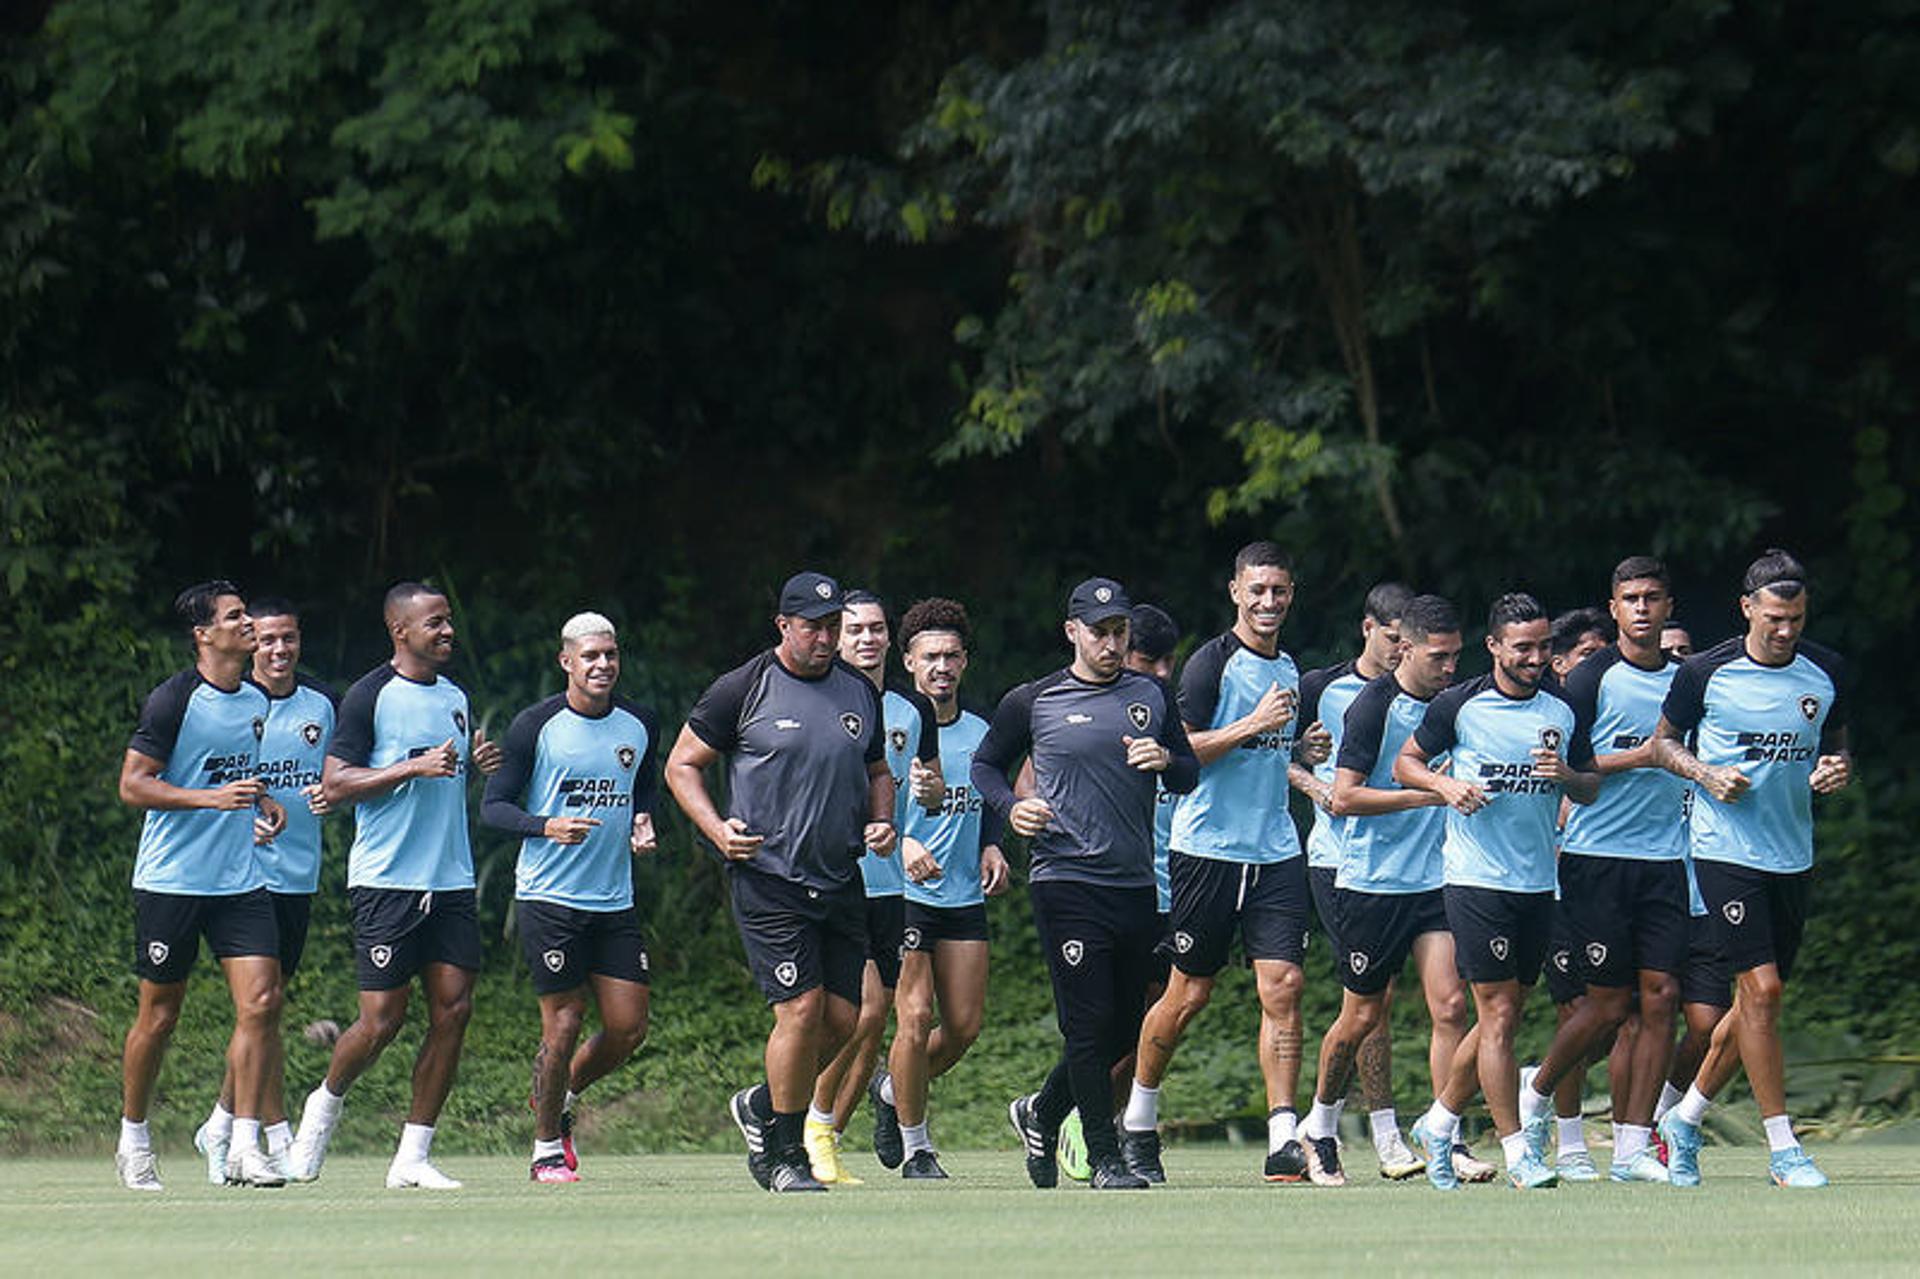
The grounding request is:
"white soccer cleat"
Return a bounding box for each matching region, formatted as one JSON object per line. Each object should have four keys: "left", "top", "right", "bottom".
{"left": 226, "top": 1145, "right": 288, "bottom": 1188}
{"left": 193, "top": 1120, "right": 231, "bottom": 1186}
{"left": 1375, "top": 1130, "right": 1427, "bottom": 1180}
{"left": 285, "top": 1090, "right": 337, "bottom": 1182}
{"left": 116, "top": 1149, "right": 164, "bottom": 1192}
{"left": 386, "top": 1158, "right": 462, "bottom": 1190}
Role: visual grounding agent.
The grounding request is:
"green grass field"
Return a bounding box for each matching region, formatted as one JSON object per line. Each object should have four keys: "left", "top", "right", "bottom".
{"left": 5, "top": 1143, "right": 1919, "bottom": 1276}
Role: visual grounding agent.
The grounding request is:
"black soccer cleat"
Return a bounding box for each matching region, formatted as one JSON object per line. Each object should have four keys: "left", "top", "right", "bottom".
{"left": 869, "top": 1069, "right": 905, "bottom": 1170}
{"left": 901, "top": 1149, "right": 949, "bottom": 1180}
{"left": 728, "top": 1087, "right": 772, "bottom": 1190}
{"left": 1090, "top": 1156, "right": 1151, "bottom": 1190}
{"left": 1008, "top": 1093, "right": 1058, "bottom": 1189}
{"left": 767, "top": 1150, "right": 828, "bottom": 1193}
{"left": 1119, "top": 1128, "right": 1165, "bottom": 1184}
{"left": 1264, "top": 1138, "right": 1308, "bottom": 1183}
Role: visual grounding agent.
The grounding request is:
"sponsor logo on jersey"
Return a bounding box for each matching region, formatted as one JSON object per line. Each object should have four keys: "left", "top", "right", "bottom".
{"left": 1126, "top": 702, "right": 1152, "bottom": 731}
{"left": 543, "top": 949, "right": 566, "bottom": 973}
{"left": 1061, "top": 939, "right": 1084, "bottom": 967}
{"left": 617, "top": 745, "right": 637, "bottom": 770}
{"left": 774, "top": 718, "right": 802, "bottom": 730}
{"left": 774, "top": 960, "right": 798, "bottom": 987}
{"left": 369, "top": 944, "right": 393, "bottom": 969}
{"left": 1490, "top": 936, "right": 1510, "bottom": 962}
{"left": 1066, "top": 713, "right": 1093, "bottom": 725}
{"left": 560, "top": 777, "right": 631, "bottom": 811}
{"left": 147, "top": 941, "right": 169, "bottom": 966}
{"left": 840, "top": 712, "right": 864, "bottom": 739}
{"left": 301, "top": 721, "right": 323, "bottom": 747}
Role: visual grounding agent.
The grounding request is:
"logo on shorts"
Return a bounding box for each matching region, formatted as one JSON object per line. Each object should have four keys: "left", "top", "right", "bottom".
{"left": 1723, "top": 901, "right": 1746, "bottom": 926}
{"left": 888, "top": 727, "right": 908, "bottom": 753}
{"left": 1172, "top": 931, "right": 1194, "bottom": 954}
{"left": 1349, "top": 951, "right": 1369, "bottom": 976}
{"left": 903, "top": 927, "right": 922, "bottom": 951}
{"left": 1799, "top": 695, "right": 1820, "bottom": 722}
{"left": 1094, "top": 586, "right": 1113, "bottom": 604}
{"left": 369, "top": 944, "right": 393, "bottom": 970}
{"left": 840, "top": 712, "right": 864, "bottom": 739}
{"left": 301, "top": 721, "right": 323, "bottom": 747}
{"left": 1586, "top": 942, "right": 1608, "bottom": 969}
{"left": 147, "top": 941, "right": 169, "bottom": 967}
{"left": 543, "top": 949, "right": 566, "bottom": 973}
{"left": 617, "top": 744, "right": 637, "bottom": 770}
{"left": 1538, "top": 726, "right": 1563, "bottom": 753}
{"left": 453, "top": 708, "right": 468, "bottom": 735}
{"left": 639, "top": 950, "right": 650, "bottom": 973}
{"left": 1552, "top": 949, "right": 1570, "bottom": 974}
{"left": 1490, "top": 936, "right": 1510, "bottom": 962}
{"left": 1126, "top": 702, "right": 1152, "bottom": 732}
{"left": 775, "top": 961, "right": 798, "bottom": 987}
{"left": 1061, "top": 940, "right": 1084, "bottom": 967}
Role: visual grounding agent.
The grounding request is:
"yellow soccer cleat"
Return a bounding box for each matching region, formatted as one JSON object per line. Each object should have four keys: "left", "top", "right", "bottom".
{"left": 804, "top": 1118, "right": 863, "bottom": 1186}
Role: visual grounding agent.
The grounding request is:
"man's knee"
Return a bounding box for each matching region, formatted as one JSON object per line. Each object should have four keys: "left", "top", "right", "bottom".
{"left": 774, "top": 986, "right": 828, "bottom": 1030}
{"left": 894, "top": 987, "right": 935, "bottom": 1043}
{"left": 1164, "top": 972, "right": 1216, "bottom": 1026}
{"left": 1428, "top": 984, "right": 1469, "bottom": 1032}
{"left": 1738, "top": 969, "right": 1785, "bottom": 1020}
{"left": 1255, "top": 962, "right": 1304, "bottom": 1014}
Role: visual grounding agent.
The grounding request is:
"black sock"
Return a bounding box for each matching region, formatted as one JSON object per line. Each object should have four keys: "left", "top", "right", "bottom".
{"left": 748, "top": 1083, "right": 774, "bottom": 1123}
{"left": 769, "top": 1110, "right": 804, "bottom": 1159}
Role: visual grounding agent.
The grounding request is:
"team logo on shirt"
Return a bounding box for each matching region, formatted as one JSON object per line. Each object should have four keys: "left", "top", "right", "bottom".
{"left": 1349, "top": 951, "right": 1370, "bottom": 976}
{"left": 1723, "top": 901, "right": 1746, "bottom": 926}
{"left": 1061, "top": 940, "right": 1085, "bottom": 967}
{"left": 1489, "top": 936, "right": 1510, "bottom": 962}
{"left": 251, "top": 715, "right": 266, "bottom": 741}
{"left": 1799, "top": 695, "right": 1820, "bottom": 722}
{"left": 889, "top": 727, "right": 908, "bottom": 753}
{"left": 840, "top": 712, "right": 864, "bottom": 739}
{"left": 453, "top": 709, "right": 468, "bottom": 736}
{"left": 1585, "top": 942, "right": 1608, "bottom": 969}
{"left": 147, "top": 941, "right": 169, "bottom": 966}
{"left": 774, "top": 960, "right": 799, "bottom": 987}
{"left": 369, "top": 944, "right": 393, "bottom": 969}
{"left": 1126, "top": 702, "right": 1152, "bottom": 732}
{"left": 1538, "top": 727, "right": 1563, "bottom": 754}
{"left": 617, "top": 745, "right": 637, "bottom": 770}
{"left": 301, "top": 721, "right": 323, "bottom": 746}
{"left": 1172, "top": 931, "right": 1194, "bottom": 954}
{"left": 543, "top": 949, "right": 566, "bottom": 973}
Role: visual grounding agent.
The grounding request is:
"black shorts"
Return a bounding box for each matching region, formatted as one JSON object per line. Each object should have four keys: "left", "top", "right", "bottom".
{"left": 1333, "top": 887, "right": 1448, "bottom": 996}
{"left": 1559, "top": 855, "right": 1689, "bottom": 988}
{"left": 902, "top": 900, "right": 989, "bottom": 951}
{"left": 864, "top": 894, "right": 906, "bottom": 988}
{"left": 1308, "top": 864, "right": 1342, "bottom": 959}
{"left": 349, "top": 887, "right": 482, "bottom": 991}
{"left": 518, "top": 900, "right": 651, "bottom": 995}
{"left": 133, "top": 888, "right": 279, "bottom": 984}
{"left": 1165, "top": 851, "right": 1310, "bottom": 977}
{"left": 1694, "top": 861, "right": 1812, "bottom": 985}
{"left": 1445, "top": 885, "right": 1553, "bottom": 987}
{"left": 731, "top": 868, "right": 866, "bottom": 1005}
{"left": 1543, "top": 900, "right": 1583, "bottom": 1006}
{"left": 1680, "top": 910, "right": 1734, "bottom": 1008}
{"left": 271, "top": 892, "right": 313, "bottom": 981}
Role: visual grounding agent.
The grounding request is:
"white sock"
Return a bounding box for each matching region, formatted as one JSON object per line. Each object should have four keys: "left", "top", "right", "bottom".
{"left": 533, "top": 1137, "right": 565, "bottom": 1161}
{"left": 1304, "top": 1099, "right": 1343, "bottom": 1142}
{"left": 1617, "top": 1124, "right": 1650, "bottom": 1161}
{"left": 1557, "top": 1116, "right": 1586, "bottom": 1154}
{"left": 265, "top": 1121, "right": 293, "bottom": 1155}
{"left": 1420, "top": 1101, "right": 1459, "bottom": 1145}
{"left": 1655, "top": 1081, "right": 1684, "bottom": 1122}
{"left": 1368, "top": 1107, "right": 1400, "bottom": 1156}
{"left": 564, "top": 1089, "right": 580, "bottom": 1114}
{"left": 119, "top": 1118, "right": 151, "bottom": 1154}
{"left": 902, "top": 1121, "right": 932, "bottom": 1157}
{"left": 1520, "top": 1080, "right": 1553, "bottom": 1124}
{"left": 1122, "top": 1081, "right": 1160, "bottom": 1133}
{"left": 396, "top": 1122, "right": 434, "bottom": 1164}
{"left": 1499, "top": 1131, "right": 1529, "bottom": 1168}
{"left": 1763, "top": 1113, "right": 1797, "bottom": 1153}
{"left": 231, "top": 1117, "right": 261, "bottom": 1153}
{"left": 1674, "top": 1085, "right": 1712, "bottom": 1127}
{"left": 879, "top": 1074, "right": 896, "bottom": 1107}
{"left": 1266, "top": 1107, "right": 1297, "bottom": 1152}
{"left": 309, "top": 1083, "right": 345, "bottom": 1123}
{"left": 806, "top": 1104, "right": 835, "bottom": 1128}
{"left": 204, "top": 1103, "right": 234, "bottom": 1138}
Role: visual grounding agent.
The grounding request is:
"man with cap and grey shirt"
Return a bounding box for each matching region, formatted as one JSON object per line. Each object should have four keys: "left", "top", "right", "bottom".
{"left": 665, "top": 571, "right": 901, "bottom": 1193}
{"left": 975, "top": 577, "right": 1199, "bottom": 1190}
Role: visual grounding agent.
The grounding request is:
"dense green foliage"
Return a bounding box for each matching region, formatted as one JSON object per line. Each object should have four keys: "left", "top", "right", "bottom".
{"left": 3, "top": 1, "right": 1917, "bottom": 1150}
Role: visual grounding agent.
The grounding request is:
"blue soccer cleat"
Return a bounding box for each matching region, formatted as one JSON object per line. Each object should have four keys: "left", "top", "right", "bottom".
{"left": 1410, "top": 1118, "right": 1457, "bottom": 1192}
{"left": 1658, "top": 1113, "right": 1702, "bottom": 1188}
{"left": 1506, "top": 1151, "right": 1560, "bottom": 1190}
{"left": 1769, "top": 1146, "right": 1828, "bottom": 1189}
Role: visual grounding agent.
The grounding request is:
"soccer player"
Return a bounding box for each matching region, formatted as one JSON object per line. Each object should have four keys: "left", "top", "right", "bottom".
{"left": 117, "top": 582, "right": 287, "bottom": 1191}
{"left": 1397, "top": 593, "right": 1598, "bottom": 1191}
{"left": 665, "top": 571, "right": 904, "bottom": 1193}
{"left": 1302, "top": 594, "right": 1466, "bottom": 1186}
{"left": 192, "top": 597, "right": 334, "bottom": 1185}
{"left": 1519, "top": 559, "right": 1691, "bottom": 1184}
{"left": 482, "top": 612, "right": 660, "bottom": 1183}
{"left": 1120, "top": 542, "right": 1317, "bottom": 1185}
{"left": 1661, "top": 625, "right": 1695, "bottom": 662}
{"left": 882, "top": 598, "right": 1011, "bottom": 1178}
{"left": 1655, "top": 549, "right": 1851, "bottom": 1189}
{"left": 979, "top": 577, "right": 1198, "bottom": 1190}
{"left": 1294, "top": 581, "right": 1425, "bottom": 1179}
{"left": 805, "top": 590, "right": 941, "bottom": 1183}
{"left": 287, "top": 582, "right": 503, "bottom": 1189}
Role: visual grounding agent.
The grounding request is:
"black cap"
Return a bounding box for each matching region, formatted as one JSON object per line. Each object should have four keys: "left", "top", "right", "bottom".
{"left": 1068, "top": 576, "right": 1132, "bottom": 624}
{"left": 779, "top": 571, "right": 845, "bottom": 620}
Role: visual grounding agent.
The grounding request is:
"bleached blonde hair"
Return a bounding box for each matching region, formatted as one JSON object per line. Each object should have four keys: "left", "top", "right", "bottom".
{"left": 560, "top": 611, "right": 617, "bottom": 645}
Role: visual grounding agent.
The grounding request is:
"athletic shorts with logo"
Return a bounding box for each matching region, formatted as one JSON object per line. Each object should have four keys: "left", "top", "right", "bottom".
{"left": 1308, "top": 864, "right": 1343, "bottom": 963}
{"left": 1164, "top": 850, "right": 1309, "bottom": 976}
{"left": 1445, "top": 885, "right": 1553, "bottom": 986}
{"left": 1694, "top": 861, "right": 1811, "bottom": 985}
{"left": 730, "top": 867, "right": 865, "bottom": 1004}
{"left": 1680, "top": 911, "right": 1734, "bottom": 1009}
{"left": 518, "top": 899, "right": 651, "bottom": 995}
{"left": 864, "top": 893, "right": 905, "bottom": 988}
{"left": 1559, "top": 855, "right": 1688, "bottom": 988}
{"left": 902, "top": 900, "right": 989, "bottom": 952}
{"left": 349, "top": 886, "right": 482, "bottom": 990}
{"left": 271, "top": 891, "right": 313, "bottom": 980}
{"left": 133, "top": 887, "right": 279, "bottom": 984}
{"left": 1332, "top": 887, "right": 1448, "bottom": 996}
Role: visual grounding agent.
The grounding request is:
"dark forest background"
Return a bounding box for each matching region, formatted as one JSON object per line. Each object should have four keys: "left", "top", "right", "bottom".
{"left": 4, "top": 1, "right": 1917, "bottom": 1153}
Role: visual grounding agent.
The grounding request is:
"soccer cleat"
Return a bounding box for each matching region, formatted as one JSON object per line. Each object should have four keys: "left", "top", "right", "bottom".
{"left": 803, "top": 1117, "right": 863, "bottom": 1185}
{"left": 116, "top": 1149, "right": 163, "bottom": 1192}
{"left": 1090, "top": 1155, "right": 1150, "bottom": 1189}
{"left": 1520, "top": 1112, "right": 1553, "bottom": 1163}
{"left": 286, "top": 1089, "right": 337, "bottom": 1182}
{"left": 385, "top": 1158, "right": 462, "bottom": 1190}
{"left": 193, "top": 1119, "right": 231, "bottom": 1186}
{"left": 869, "top": 1070, "right": 904, "bottom": 1170}
{"left": 1008, "top": 1094, "right": 1058, "bottom": 1189}
{"left": 225, "top": 1145, "right": 288, "bottom": 1188}
{"left": 729, "top": 1088, "right": 773, "bottom": 1190}
{"left": 1119, "top": 1128, "right": 1165, "bottom": 1184}
{"left": 1375, "top": 1131, "right": 1426, "bottom": 1180}
{"left": 901, "top": 1149, "right": 949, "bottom": 1180}
{"left": 1262, "top": 1139, "right": 1307, "bottom": 1183}
{"left": 1452, "top": 1143, "right": 1498, "bottom": 1183}
{"left": 1769, "top": 1146, "right": 1828, "bottom": 1189}
{"left": 1410, "top": 1118, "right": 1456, "bottom": 1191}
{"left": 767, "top": 1151, "right": 828, "bottom": 1193}
{"left": 1506, "top": 1152, "right": 1560, "bottom": 1190}
{"left": 1609, "top": 1150, "right": 1671, "bottom": 1183}
{"left": 1555, "top": 1149, "right": 1602, "bottom": 1182}
{"left": 1651, "top": 1127, "right": 1670, "bottom": 1166}
{"left": 1658, "top": 1113, "right": 1702, "bottom": 1188}
{"left": 1057, "top": 1110, "right": 1092, "bottom": 1182}
{"left": 560, "top": 1104, "right": 578, "bottom": 1172}
{"left": 1304, "top": 1134, "right": 1346, "bottom": 1187}
{"left": 530, "top": 1154, "right": 579, "bottom": 1184}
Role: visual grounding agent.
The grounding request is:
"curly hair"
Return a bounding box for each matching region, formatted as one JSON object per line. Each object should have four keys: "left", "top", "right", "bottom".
{"left": 899, "top": 597, "right": 972, "bottom": 651}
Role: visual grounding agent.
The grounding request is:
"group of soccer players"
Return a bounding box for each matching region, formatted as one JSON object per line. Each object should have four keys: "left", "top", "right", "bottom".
{"left": 113, "top": 544, "right": 1852, "bottom": 1196}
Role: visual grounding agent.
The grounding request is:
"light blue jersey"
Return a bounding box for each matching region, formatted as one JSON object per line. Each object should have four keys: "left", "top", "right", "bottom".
{"left": 1662, "top": 638, "right": 1847, "bottom": 874}
{"left": 903, "top": 710, "right": 1000, "bottom": 909}
{"left": 128, "top": 669, "right": 270, "bottom": 895}
{"left": 253, "top": 679, "right": 336, "bottom": 894}
{"left": 1334, "top": 673, "right": 1445, "bottom": 894}
{"left": 859, "top": 688, "right": 940, "bottom": 897}
{"left": 484, "top": 694, "right": 659, "bottom": 911}
{"left": 1561, "top": 646, "right": 1687, "bottom": 861}
{"left": 331, "top": 664, "right": 476, "bottom": 892}
{"left": 1299, "top": 661, "right": 1365, "bottom": 870}
{"left": 1170, "top": 632, "right": 1302, "bottom": 864}
{"left": 1413, "top": 673, "right": 1588, "bottom": 894}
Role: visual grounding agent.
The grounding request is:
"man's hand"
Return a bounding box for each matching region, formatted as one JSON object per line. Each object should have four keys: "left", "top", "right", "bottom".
{"left": 908, "top": 757, "right": 946, "bottom": 810}
{"left": 208, "top": 777, "right": 267, "bottom": 810}
{"left": 714, "top": 816, "right": 765, "bottom": 861}
{"left": 1530, "top": 746, "right": 1574, "bottom": 785}
{"left": 1698, "top": 764, "right": 1752, "bottom": 804}
{"left": 1434, "top": 775, "right": 1489, "bottom": 815}
{"left": 471, "top": 728, "right": 503, "bottom": 776}
{"left": 902, "top": 837, "right": 941, "bottom": 883}
{"left": 1296, "top": 720, "right": 1332, "bottom": 767}
{"left": 1244, "top": 682, "right": 1297, "bottom": 735}
{"left": 864, "top": 821, "right": 898, "bottom": 857}
{"left": 1123, "top": 735, "right": 1171, "bottom": 773}
{"left": 1009, "top": 797, "right": 1054, "bottom": 838}
{"left": 543, "top": 815, "right": 601, "bottom": 846}
{"left": 1809, "top": 754, "right": 1853, "bottom": 795}
{"left": 630, "top": 812, "right": 658, "bottom": 855}
{"left": 303, "top": 783, "right": 329, "bottom": 816}
{"left": 252, "top": 794, "right": 287, "bottom": 843}
{"left": 980, "top": 844, "right": 1011, "bottom": 896}
{"left": 412, "top": 738, "right": 460, "bottom": 779}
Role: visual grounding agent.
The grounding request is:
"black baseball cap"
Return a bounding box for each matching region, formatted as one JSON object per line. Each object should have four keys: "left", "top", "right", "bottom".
{"left": 779, "top": 571, "right": 845, "bottom": 620}
{"left": 1068, "top": 576, "right": 1133, "bottom": 624}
